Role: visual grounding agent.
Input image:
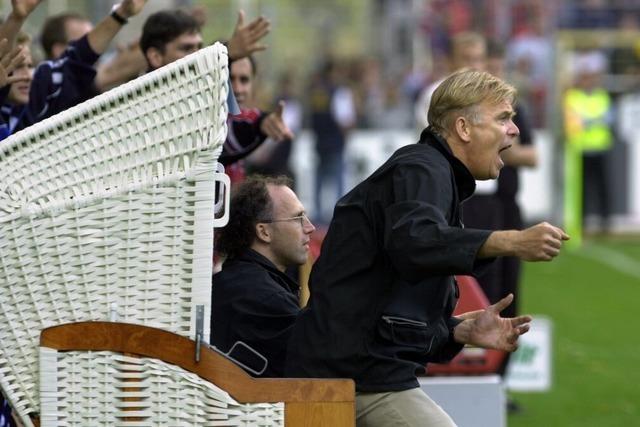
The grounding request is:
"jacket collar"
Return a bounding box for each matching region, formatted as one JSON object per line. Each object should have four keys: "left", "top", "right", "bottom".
{"left": 419, "top": 127, "right": 476, "bottom": 201}
{"left": 237, "top": 249, "right": 300, "bottom": 293}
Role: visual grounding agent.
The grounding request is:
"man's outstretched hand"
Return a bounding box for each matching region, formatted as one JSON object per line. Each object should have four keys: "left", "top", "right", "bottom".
{"left": 0, "top": 39, "right": 27, "bottom": 87}
{"left": 453, "top": 294, "right": 532, "bottom": 352}
{"left": 227, "top": 10, "right": 271, "bottom": 60}
{"left": 260, "top": 101, "right": 294, "bottom": 142}
{"left": 479, "top": 222, "right": 570, "bottom": 262}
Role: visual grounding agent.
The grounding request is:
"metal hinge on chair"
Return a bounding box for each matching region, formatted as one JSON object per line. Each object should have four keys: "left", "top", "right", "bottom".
{"left": 195, "top": 305, "right": 204, "bottom": 362}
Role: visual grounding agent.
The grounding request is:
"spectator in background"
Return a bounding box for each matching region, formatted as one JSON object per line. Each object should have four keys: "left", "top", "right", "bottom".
{"left": 0, "top": 31, "right": 33, "bottom": 140}
{"left": 286, "top": 69, "right": 569, "bottom": 426}
{"left": 211, "top": 175, "right": 315, "bottom": 377}
{"left": 564, "top": 50, "right": 614, "bottom": 233}
{"left": 0, "top": 0, "right": 148, "bottom": 141}
{"left": 487, "top": 39, "right": 538, "bottom": 318}
{"left": 0, "top": 39, "right": 26, "bottom": 91}
{"left": 308, "top": 59, "right": 356, "bottom": 224}
{"left": 40, "top": 11, "right": 147, "bottom": 93}
{"left": 414, "top": 31, "right": 486, "bottom": 130}
{"left": 415, "top": 32, "right": 509, "bottom": 305}
{"left": 140, "top": 9, "right": 291, "bottom": 186}
{"left": 357, "top": 57, "right": 412, "bottom": 129}
{"left": 505, "top": 12, "right": 552, "bottom": 127}
{"left": 139, "top": 9, "right": 203, "bottom": 71}
{"left": 40, "top": 12, "right": 92, "bottom": 60}
{"left": 221, "top": 55, "right": 293, "bottom": 185}
{"left": 463, "top": 38, "right": 540, "bottom": 308}
{"left": 246, "top": 71, "right": 303, "bottom": 181}
{"left": 486, "top": 39, "right": 539, "bottom": 414}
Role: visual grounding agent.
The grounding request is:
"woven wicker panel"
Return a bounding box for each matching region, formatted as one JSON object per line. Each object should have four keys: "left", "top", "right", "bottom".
{"left": 40, "top": 348, "right": 284, "bottom": 427}
{"left": 0, "top": 43, "right": 228, "bottom": 218}
{"left": 0, "top": 44, "right": 229, "bottom": 426}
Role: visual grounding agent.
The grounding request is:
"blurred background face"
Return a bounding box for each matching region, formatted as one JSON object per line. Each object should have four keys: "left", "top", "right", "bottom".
{"left": 50, "top": 18, "right": 93, "bottom": 60}
{"left": 487, "top": 56, "right": 505, "bottom": 78}
{"left": 453, "top": 42, "right": 487, "bottom": 71}
{"left": 7, "top": 46, "right": 34, "bottom": 106}
{"left": 159, "top": 32, "right": 202, "bottom": 66}
{"left": 145, "top": 31, "right": 203, "bottom": 70}
{"left": 576, "top": 71, "right": 602, "bottom": 91}
{"left": 65, "top": 18, "right": 93, "bottom": 43}
{"left": 230, "top": 57, "right": 254, "bottom": 109}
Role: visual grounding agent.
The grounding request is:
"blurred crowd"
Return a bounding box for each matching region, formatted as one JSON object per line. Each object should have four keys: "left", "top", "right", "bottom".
{"left": 3, "top": 1, "right": 640, "bottom": 137}
{"left": 1, "top": 0, "right": 638, "bottom": 228}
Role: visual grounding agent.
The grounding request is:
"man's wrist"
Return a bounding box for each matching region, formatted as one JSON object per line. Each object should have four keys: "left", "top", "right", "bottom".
{"left": 227, "top": 41, "right": 239, "bottom": 62}
{"left": 480, "top": 230, "right": 518, "bottom": 258}
{"left": 452, "top": 318, "right": 472, "bottom": 344}
{"left": 7, "top": 11, "right": 27, "bottom": 24}
{"left": 111, "top": 4, "right": 129, "bottom": 24}
{"left": 221, "top": 41, "right": 237, "bottom": 62}
{"left": 501, "top": 230, "right": 519, "bottom": 257}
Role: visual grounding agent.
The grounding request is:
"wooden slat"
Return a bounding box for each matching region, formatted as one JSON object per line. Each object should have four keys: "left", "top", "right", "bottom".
{"left": 285, "top": 402, "right": 355, "bottom": 426}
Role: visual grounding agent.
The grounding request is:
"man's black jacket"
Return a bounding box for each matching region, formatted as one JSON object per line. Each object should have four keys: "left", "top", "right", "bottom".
{"left": 285, "top": 128, "right": 493, "bottom": 392}
{"left": 210, "top": 249, "right": 300, "bottom": 377}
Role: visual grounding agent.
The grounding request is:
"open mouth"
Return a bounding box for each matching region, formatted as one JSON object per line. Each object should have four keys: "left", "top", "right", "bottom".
{"left": 499, "top": 144, "right": 512, "bottom": 153}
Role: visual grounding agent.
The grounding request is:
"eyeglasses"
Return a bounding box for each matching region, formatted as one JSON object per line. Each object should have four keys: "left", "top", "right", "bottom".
{"left": 260, "top": 213, "right": 311, "bottom": 227}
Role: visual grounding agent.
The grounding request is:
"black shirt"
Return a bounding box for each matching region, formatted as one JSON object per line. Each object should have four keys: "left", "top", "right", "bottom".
{"left": 285, "top": 128, "right": 493, "bottom": 392}
{"left": 210, "top": 249, "right": 300, "bottom": 377}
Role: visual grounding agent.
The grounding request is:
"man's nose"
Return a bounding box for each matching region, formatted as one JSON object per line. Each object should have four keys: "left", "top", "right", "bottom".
{"left": 303, "top": 216, "right": 316, "bottom": 233}
{"left": 509, "top": 120, "right": 520, "bottom": 137}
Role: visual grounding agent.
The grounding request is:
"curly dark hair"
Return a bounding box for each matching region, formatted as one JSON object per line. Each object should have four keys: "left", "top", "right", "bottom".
{"left": 216, "top": 175, "right": 293, "bottom": 259}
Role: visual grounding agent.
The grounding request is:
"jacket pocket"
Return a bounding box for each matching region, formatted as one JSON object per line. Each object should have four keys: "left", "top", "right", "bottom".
{"left": 378, "top": 315, "right": 435, "bottom": 353}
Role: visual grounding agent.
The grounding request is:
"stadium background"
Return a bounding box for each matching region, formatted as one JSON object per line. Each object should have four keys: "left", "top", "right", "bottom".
{"left": 3, "top": 0, "right": 639, "bottom": 425}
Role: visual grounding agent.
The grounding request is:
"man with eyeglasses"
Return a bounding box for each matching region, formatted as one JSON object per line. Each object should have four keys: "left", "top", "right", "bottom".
{"left": 210, "top": 175, "right": 314, "bottom": 377}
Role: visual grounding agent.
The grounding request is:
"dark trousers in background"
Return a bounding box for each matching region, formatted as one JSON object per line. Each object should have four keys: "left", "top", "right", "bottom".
{"left": 583, "top": 152, "right": 610, "bottom": 230}
{"left": 499, "top": 199, "right": 523, "bottom": 320}
{"left": 314, "top": 148, "right": 344, "bottom": 225}
{"left": 462, "top": 194, "right": 504, "bottom": 303}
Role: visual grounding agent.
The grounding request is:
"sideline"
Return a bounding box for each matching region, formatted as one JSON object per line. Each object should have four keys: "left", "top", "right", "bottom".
{"left": 576, "top": 243, "right": 640, "bottom": 280}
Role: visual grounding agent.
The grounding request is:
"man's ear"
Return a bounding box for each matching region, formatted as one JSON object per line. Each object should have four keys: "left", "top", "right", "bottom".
{"left": 145, "top": 47, "right": 164, "bottom": 70}
{"left": 255, "top": 223, "right": 272, "bottom": 244}
{"left": 454, "top": 115, "right": 472, "bottom": 143}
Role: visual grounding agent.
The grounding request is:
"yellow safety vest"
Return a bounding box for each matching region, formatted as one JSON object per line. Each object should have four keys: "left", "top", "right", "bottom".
{"left": 564, "top": 88, "right": 613, "bottom": 152}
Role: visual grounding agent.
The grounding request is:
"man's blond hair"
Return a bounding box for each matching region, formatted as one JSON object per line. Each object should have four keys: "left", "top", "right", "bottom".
{"left": 428, "top": 69, "right": 516, "bottom": 136}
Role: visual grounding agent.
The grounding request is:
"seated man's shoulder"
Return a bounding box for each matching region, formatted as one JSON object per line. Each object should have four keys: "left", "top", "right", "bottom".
{"left": 215, "top": 257, "right": 265, "bottom": 281}
{"left": 213, "top": 258, "right": 287, "bottom": 294}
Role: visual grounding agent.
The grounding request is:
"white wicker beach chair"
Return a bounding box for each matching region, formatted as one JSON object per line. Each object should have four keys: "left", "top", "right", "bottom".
{"left": 0, "top": 43, "right": 231, "bottom": 426}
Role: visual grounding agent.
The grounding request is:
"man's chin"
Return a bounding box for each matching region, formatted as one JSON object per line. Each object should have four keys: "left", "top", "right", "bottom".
{"left": 475, "top": 169, "right": 500, "bottom": 180}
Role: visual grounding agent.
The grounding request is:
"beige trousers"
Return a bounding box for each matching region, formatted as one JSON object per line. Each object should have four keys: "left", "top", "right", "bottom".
{"left": 356, "top": 387, "right": 457, "bottom": 427}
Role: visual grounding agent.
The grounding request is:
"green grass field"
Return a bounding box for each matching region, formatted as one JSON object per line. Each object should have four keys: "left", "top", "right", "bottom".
{"left": 508, "top": 236, "right": 640, "bottom": 426}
